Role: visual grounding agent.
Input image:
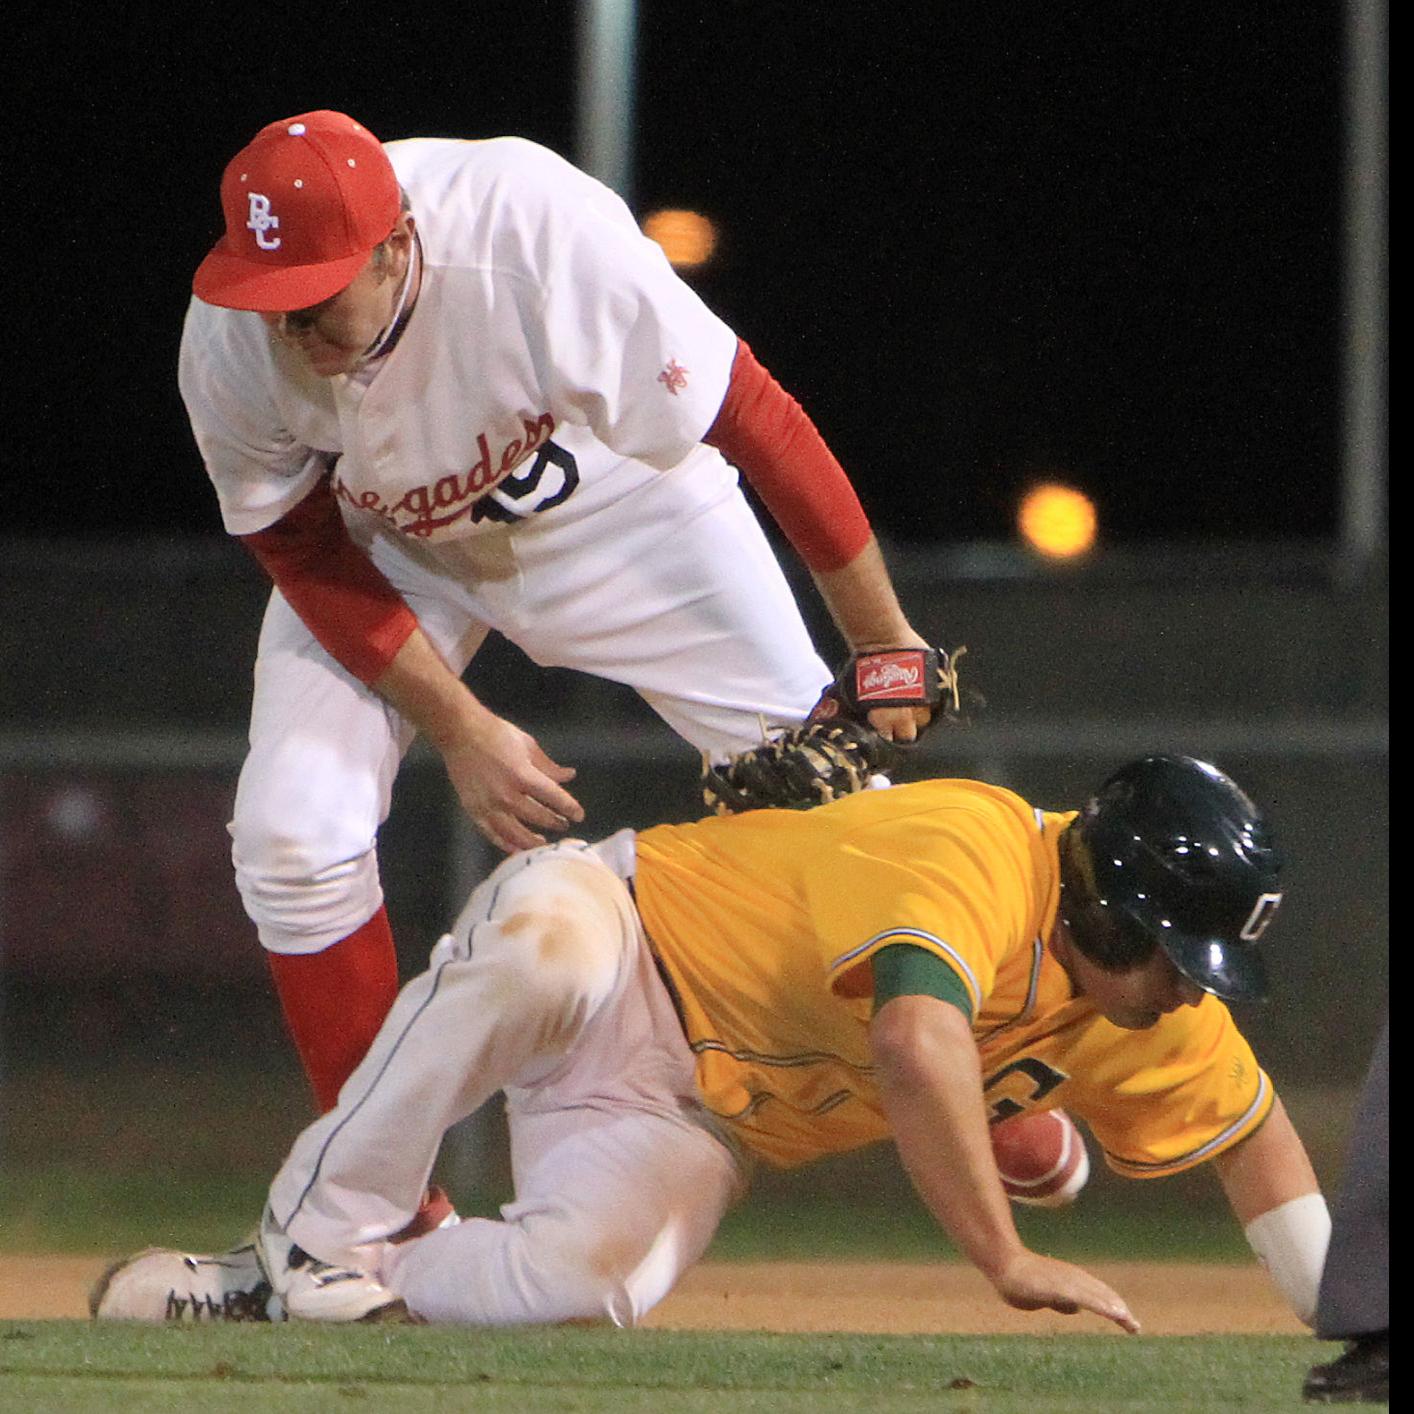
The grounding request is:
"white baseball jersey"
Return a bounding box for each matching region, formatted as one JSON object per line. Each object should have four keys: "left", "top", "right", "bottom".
{"left": 178, "top": 137, "right": 742, "bottom": 544}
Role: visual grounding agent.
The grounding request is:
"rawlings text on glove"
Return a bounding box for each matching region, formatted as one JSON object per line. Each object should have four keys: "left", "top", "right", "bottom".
{"left": 811, "top": 645, "right": 967, "bottom": 729}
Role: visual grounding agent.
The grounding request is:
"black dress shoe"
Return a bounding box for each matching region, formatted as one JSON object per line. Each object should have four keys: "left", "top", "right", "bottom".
{"left": 1303, "top": 1331, "right": 1389, "bottom": 1404}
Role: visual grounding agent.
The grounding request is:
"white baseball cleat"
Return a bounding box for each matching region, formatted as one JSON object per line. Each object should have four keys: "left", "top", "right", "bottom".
{"left": 256, "top": 1207, "right": 416, "bottom": 1323}
{"left": 89, "top": 1242, "right": 282, "bottom": 1322}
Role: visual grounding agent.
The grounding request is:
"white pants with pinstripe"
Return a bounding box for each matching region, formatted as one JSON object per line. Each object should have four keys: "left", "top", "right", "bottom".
{"left": 265, "top": 833, "right": 746, "bottom": 1325}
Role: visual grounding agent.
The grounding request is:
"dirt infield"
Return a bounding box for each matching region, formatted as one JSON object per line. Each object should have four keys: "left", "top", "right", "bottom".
{"left": 1, "top": 1254, "right": 1301, "bottom": 1334}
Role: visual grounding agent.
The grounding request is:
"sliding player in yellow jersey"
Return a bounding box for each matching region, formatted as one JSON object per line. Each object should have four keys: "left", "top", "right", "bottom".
{"left": 94, "top": 756, "right": 1327, "bottom": 1335}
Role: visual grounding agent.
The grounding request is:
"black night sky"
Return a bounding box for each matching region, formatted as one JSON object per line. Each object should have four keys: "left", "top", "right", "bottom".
{"left": 9, "top": 3, "right": 1343, "bottom": 544}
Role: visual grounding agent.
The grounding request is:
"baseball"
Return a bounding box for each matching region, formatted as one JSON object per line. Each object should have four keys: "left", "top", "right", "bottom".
{"left": 992, "top": 1109, "right": 1090, "bottom": 1208}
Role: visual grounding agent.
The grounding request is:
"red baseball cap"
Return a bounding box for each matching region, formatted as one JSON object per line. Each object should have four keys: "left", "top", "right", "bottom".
{"left": 193, "top": 110, "right": 401, "bottom": 312}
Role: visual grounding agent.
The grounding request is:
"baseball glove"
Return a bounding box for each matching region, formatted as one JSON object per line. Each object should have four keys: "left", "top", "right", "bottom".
{"left": 810, "top": 644, "right": 968, "bottom": 730}
{"left": 701, "top": 719, "right": 901, "bottom": 816}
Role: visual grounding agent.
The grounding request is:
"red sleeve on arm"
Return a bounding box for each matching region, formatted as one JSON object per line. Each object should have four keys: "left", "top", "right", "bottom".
{"left": 240, "top": 477, "right": 418, "bottom": 685}
{"left": 704, "top": 338, "right": 873, "bottom": 573}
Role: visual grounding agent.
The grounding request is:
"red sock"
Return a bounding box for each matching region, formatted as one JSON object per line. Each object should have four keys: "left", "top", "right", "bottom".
{"left": 266, "top": 906, "right": 400, "bottom": 1112}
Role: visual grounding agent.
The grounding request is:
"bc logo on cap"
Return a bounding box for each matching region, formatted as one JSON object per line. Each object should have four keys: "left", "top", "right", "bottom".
{"left": 246, "top": 193, "right": 281, "bottom": 251}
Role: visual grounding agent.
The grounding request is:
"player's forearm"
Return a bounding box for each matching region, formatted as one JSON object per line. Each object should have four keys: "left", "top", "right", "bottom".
{"left": 812, "top": 536, "right": 926, "bottom": 652}
{"left": 371, "top": 628, "right": 495, "bottom": 751}
{"left": 872, "top": 997, "right": 1025, "bottom": 1278}
{"left": 1214, "top": 1096, "right": 1329, "bottom": 1326}
{"left": 1214, "top": 1096, "right": 1320, "bottom": 1223}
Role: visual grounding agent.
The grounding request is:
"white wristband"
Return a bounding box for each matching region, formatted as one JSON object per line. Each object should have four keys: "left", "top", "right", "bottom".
{"left": 1243, "top": 1192, "right": 1332, "bottom": 1327}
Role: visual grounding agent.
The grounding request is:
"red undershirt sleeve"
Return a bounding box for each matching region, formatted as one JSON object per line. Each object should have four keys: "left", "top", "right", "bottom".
{"left": 239, "top": 476, "right": 418, "bottom": 686}
{"left": 703, "top": 338, "right": 873, "bottom": 573}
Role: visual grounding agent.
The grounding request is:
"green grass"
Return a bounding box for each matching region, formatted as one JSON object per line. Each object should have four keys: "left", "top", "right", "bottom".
{"left": 0, "top": 1324, "right": 1350, "bottom": 1413}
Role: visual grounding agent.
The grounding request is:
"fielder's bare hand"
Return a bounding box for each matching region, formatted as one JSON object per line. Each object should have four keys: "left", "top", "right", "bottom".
{"left": 369, "top": 628, "right": 585, "bottom": 853}
{"left": 992, "top": 1250, "right": 1141, "bottom": 1334}
{"left": 441, "top": 713, "right": 584, "bottom": 853}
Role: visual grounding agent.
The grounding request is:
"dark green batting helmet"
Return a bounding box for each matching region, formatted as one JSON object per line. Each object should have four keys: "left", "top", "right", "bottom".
{"left": 1058, "top": 756, "right": 1283, "bottom": 1002}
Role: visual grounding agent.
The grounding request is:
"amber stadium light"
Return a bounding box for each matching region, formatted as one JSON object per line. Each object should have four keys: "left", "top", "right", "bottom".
{"left": 642, "top": 209, "right": 718, "bottom": 268}
{"left": 1018, "top": 482, "right": 1098, "bottom": 560}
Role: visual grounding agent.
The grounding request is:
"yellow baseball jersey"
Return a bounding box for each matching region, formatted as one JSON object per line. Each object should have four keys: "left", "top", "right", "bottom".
{"left": 633, "top": 778, "right": 1272, "bottom": 1175}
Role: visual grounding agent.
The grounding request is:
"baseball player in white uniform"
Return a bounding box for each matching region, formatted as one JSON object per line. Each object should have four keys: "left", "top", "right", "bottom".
{"left": 177, "top": 111, "right": 934, "bottom": 1126}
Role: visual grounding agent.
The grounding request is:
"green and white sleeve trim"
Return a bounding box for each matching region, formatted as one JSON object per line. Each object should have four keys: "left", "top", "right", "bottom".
{"left": 832, "top": 928, "right": 981, "bottom": 1018}
{"left": 1103, "top": 1070, "right": 1274, "bottom": 1178}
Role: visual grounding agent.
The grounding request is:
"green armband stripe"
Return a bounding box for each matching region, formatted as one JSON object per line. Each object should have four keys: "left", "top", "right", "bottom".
{"left": 871, "top": 942, "right": 974, "bottom": 1019}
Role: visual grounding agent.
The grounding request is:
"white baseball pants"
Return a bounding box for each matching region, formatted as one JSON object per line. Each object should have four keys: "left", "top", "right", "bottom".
{"left": 231, "top": 448, "right": 830, "bottom": 954}
{"left": 267, "top": 836, "right": 746, "bottom": 1326}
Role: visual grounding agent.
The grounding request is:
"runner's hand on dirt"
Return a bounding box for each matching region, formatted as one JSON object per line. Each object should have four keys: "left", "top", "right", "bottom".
{"left": 993, "top": 1251, "right": 1141, "bottom": 1333}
